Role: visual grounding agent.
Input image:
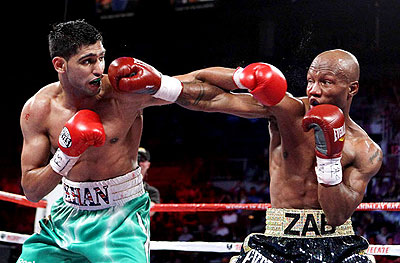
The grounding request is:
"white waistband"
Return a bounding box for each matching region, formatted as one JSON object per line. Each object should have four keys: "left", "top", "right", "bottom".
{"left": 62, "top": 168, "right": 145, "bottom": 210}
{"left": 264, "top": 208, "right": 354, "bottom": 238}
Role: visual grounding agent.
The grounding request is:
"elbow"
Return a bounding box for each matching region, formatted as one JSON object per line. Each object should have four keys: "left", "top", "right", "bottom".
{"left": 28, "top": 197, "right": 42, "bottom": 203}
{"left": 21, "top": 178, "right": 42, "bottom": 203}
{"left": 23, "top": 189, "right": 42, "bottom": 203}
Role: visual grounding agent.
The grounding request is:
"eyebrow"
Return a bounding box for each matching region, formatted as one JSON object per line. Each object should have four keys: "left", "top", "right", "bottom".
{"left": 78, "top": 50, "right": 106, "bottom": 62}
{"left": 308, "top": 68, "right": 336, "bottom": 75}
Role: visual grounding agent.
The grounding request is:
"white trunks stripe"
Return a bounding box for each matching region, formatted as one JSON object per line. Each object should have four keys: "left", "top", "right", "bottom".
{"left": 62, "top": 168, "right": 145, "bottom": 210}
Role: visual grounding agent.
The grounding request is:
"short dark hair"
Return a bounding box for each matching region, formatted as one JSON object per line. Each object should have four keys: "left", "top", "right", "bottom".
{"left": 48, "top": 19, "right": 103, "bottom": 60}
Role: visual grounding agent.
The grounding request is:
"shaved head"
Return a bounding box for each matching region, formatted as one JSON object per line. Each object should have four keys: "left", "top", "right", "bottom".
{"left": 309, "top": 49, "right": 360, "bottom": 82}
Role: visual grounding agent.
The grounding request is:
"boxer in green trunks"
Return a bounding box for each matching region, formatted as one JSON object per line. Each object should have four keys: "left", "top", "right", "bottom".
{"left": 19, "top": 170, "right": 150, "bottom": 263}
{"left": 18, "top": 19, "right": 222, "bottom": 262}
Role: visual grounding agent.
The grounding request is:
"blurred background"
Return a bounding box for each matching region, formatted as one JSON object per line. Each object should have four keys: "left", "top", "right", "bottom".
{"left": 1, "top": 0, "right": 399, "bottom": 262}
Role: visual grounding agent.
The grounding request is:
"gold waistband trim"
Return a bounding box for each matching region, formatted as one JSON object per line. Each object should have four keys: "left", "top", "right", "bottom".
{"left": 264, "top": 208, "right": 354, "bottom": 238}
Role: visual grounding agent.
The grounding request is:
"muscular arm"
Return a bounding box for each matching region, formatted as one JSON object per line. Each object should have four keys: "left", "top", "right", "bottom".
{"left": 318, "top": 140, "right": 383, "bottom": 226}
{"left": 174, "top": 67, "right": 270, "bottom": 118}
{"left": 20, "top": 99, "right": 62, "bottom": 202}
{"left": 175, "top": 67, "right": 238, "bottom": 91}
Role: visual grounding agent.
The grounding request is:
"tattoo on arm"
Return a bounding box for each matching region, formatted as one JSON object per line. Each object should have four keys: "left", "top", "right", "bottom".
{"left": 369, "top": 149, "right": 382, "bottom": 164}
{"left": 193, "top": 84, "right": 205, "bottom": 106}
{"left": 176, "top": 83, "right": 206, "bottom": 107}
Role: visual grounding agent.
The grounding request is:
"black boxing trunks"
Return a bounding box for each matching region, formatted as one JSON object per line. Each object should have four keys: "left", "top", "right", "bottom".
{"left": 230, "top": 208, "right": 373, "bottom": 263}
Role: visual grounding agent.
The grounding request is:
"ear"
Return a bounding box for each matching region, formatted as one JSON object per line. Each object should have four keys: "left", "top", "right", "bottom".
{"left": 348, "top": 81, "right": 359, "bottom": 98}
{"left": 52, "top": 57, "right": 67, "bottom": 73}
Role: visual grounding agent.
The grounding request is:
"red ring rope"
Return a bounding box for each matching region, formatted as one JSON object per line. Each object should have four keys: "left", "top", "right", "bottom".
{"left": 0, "top": 191, "right": 47, "bottom": 208}
{"left": 1, "top": 190, "right": 399, "bottom": 211}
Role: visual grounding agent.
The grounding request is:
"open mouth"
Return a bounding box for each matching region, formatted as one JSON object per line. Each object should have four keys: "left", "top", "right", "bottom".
{"left": 89, "top": 78, "right": 102, "bottom": 88}
{"left": 310, "top": 99, "right": 320, "bottom": 107}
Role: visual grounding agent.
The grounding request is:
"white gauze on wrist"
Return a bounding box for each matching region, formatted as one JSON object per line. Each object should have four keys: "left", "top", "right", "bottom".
{"left": 49, "top": 148, "right": 79, "bottom": 177}
{"left": 232, "top": 67, "right": 247, "bottom": 90}
{"left": 153, "top": 75, "right": 183, "bottom": 102}
{"left": 315, "top": 156, "right": 343, "bottom": 185}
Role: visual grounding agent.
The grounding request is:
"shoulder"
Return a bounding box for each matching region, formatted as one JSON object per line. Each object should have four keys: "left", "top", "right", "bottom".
{"left": 269, "top": 94, "right": 307, "bottom": 118}
{"left": 350, "top": 125, "right": 383, "bottom": 177}
{"left": 22, "top": 83, "right": 58, "bottom": 117}
{"left": 20, "top": 83, "right": 59, "bottom": 133}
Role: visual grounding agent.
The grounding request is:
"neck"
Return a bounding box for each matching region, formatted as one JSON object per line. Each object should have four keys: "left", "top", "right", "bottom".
{"left": 58, "top": 82, "right": 100, "bottom": 110}
{"left": 343, "top": 100, "right": 355, "bottom": 127}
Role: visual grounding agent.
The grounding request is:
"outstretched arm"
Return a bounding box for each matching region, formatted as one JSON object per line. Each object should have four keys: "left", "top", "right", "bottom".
{"left": 177, "top": 80, "right": 270, "bottom": 119}
{"left": 174, "top": 64, "right": 288, "bottom": 118}
{"left": 175, "top": 67, "right": 238, "bottom": 91}
{"left": 107, "top": 57, "right": 289, "bottom": 118}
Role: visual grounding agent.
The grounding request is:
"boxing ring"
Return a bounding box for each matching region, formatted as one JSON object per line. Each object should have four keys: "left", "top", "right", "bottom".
{"left": 0, "top": 190, "right": 399, "bottom": 257}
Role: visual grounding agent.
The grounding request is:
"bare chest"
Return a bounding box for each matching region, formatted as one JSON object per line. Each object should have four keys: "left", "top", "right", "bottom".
{"left": 47, "top": 104, "right": 140, "bottom": 153}
{"left": 269, "top": 122, "right": 355, "bottom": 172}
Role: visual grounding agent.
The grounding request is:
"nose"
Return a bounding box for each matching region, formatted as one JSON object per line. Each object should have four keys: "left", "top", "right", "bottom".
{"left": 93, "top": 59, "right": 105, "bottom": 77}
{"left": 307, "top": 82, "right": 322, "bottom": 97}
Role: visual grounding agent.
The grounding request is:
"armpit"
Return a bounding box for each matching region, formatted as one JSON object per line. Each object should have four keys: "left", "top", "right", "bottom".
{"left": 268, "top": 116, "right": 279, "bottom": 131}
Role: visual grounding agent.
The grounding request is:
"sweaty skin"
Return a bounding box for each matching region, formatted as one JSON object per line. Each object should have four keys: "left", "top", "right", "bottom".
{"left": 175, "top": 49, "right": 382, "bottom": 226}
{"left": 21, "top": 42, "right": 154, "bottom": 202}
{"left": 20, "top": 41, "right": 212, "bottom": 202}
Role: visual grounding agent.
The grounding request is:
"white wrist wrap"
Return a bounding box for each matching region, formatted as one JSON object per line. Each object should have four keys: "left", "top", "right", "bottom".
{"left": 315, "top": 156, "right": 342, "bottom": 185}
{"left": 232, "top": 67, "right": 247, "bottom": 90}
{"left": 50, "top": 148, "right": 79, "bottom": 177}
{"left": 153, "top": 75, "right": 183, "bottom": 102}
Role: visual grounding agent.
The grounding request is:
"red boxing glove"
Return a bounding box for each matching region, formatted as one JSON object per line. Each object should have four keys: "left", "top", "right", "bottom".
{"left": 302, "top": 104, "right": 345, "bottom": 185}
{"left": 108, "top": 57, "right": 183, "bottom": 102}
{"left": 302, "top": 104, "right": 345, "bottom": 158}
{"left": 50, "top": 110, "right": 106, "bottom": 176}
{"left": 108, "top": 57, "right": 161, "bottom": 93}
{"left": 232, "top": 63, "right": 287, "bottom": 106}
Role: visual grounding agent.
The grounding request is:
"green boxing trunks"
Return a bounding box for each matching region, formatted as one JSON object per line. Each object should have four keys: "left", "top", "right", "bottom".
{"left": 18, "top": 168, "right": 150, "bottom": 263}
{"left": 230, "top": 208, "right": 373, "bottom": 263}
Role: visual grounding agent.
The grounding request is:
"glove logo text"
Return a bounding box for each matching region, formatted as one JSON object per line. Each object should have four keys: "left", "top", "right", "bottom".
{"left": 333, "top": 125, "right": 345, "bottom": 142}
{"left": 59, "top": 127, "right": 72, "bottom": 148}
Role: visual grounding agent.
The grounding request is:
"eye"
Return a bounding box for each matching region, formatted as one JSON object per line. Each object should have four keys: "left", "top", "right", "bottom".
{"left": 81, "top": 59, "right": 93, "bottom": 65}
{"left": 320, "top": 79, "right": 330, "bottom": 85}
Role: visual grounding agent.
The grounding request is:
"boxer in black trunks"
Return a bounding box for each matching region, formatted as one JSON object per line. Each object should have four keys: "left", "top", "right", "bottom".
{"left": 173, "top": 49, "right": 382, "bottom": 262}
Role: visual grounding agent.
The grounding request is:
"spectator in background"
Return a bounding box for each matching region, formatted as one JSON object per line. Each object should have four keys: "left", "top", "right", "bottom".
{"left": 138, "top": 147, "right": 161, "bottom": 217}
{"left": 376, "top": 226, "right": 390, "bottom": 245}
{"left": 394, "top": 226, "right": 400, "bottom": 245}
{"left": 247, "top": 186, "right": 263, "bottom": 203}
{"left": 355, "top": 226, "right": 368, "bottom": 240}
{"left": 222, "top": 211, "right": 238, "bottom": 226}
{"left": 211, "top": 217, "right": 231, "bottom": 241}
{"left": 178, "top": 226, "right": 194, "bottom": 242}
